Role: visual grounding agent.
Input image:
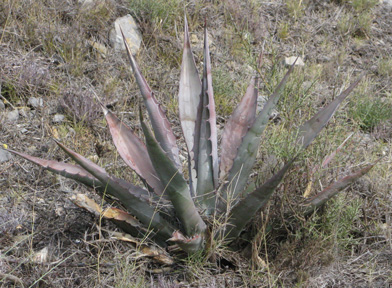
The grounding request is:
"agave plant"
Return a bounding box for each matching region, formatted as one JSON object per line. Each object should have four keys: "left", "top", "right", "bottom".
{"left": 8, "top": 19, "right": 376, "bottom": 254}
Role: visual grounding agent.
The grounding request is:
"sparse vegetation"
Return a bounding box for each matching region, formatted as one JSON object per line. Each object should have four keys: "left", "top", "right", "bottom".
{"left": 0, "top": 0, "right": 391, "bottom": 287}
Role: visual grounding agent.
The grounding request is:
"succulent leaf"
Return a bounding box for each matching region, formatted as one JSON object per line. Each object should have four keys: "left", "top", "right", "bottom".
{"left": 101, "top": 105, "right": 165, "bottom": 195}
{"left": 178, "top": 17, "right": 202, "bottom": 192}
{"left": 296, "top": 73, "right": 364, "bottom": 149}
{"left": 7, "top": 149, "right": 101, "bottom": 188}
{"left": 224, "top": 64, "right": 295, "bottom": 202}
{"left": 7, "top": 148, "right": 156, "bottom": 204}
{"left": 225, "top": 160, "right": 295, "bottom": 240}
{"left": 225, "top": 74, "right": 364, "bottom": 239}
{"left": 140, "top": 112, "right": 207, "bottom": 239}
{"left": 55, "top": 140, "right": 177, "bottom": 240}
{"left": 194, "top": 25, "right": 217, "bottom": 212}
{"left": 220, "top": 76, "right": 258, "bottom": 179}
{"left": 120, "top": 28, "right": 181, "bottom": 169}
{"left": 304, "top": 161, "right": 377, "bottom": 214}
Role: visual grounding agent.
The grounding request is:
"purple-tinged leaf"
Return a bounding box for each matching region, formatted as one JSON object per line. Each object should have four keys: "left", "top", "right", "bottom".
{"left": 8, "top": 148, "right": 155, "bottom": 204}
{"left": 223, "top": 63, "right": 295, "bottom": 202}
{"left": 304, "top": 161, "right": 377, "bottom": 213}
{"left": 55, "top": 140, "right": 177, "bottom": 240}
{"left": 7, "top": 149, "right": 100, "bottom": 188}
{"left": 140, "top": 112, "right": 206, "bottom": 238}
{"left": 178, "top": 17, "right": 202, "bottom": 191}
{"left": 101, "top": 105, "right": 165, "bottom": 195}
{"left": 220, "top": 77, "right": 258, "bottom": 179}
{"left": 297, "top": 74, "right": 364, "bottom": 149}
{"left": 120, "top": 28, "right": 181, "bottom": 168}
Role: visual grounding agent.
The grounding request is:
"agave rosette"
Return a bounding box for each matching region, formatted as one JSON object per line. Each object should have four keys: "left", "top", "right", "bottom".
{"left": 7, "top": 18, "right": 376, "bottom": 253}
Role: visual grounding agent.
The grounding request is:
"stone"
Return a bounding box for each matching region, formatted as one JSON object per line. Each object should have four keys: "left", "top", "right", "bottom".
{"left": 53, "top": 114, "right": 65, "bottom": 123}
{"left": 109, "top": 14, "right": 142, "bottom": 54}
{"left": 284, "top": 56, "right": 305, "bottom": 67}
{"left": 27, "top": 97, "right": 43, "bottom": 108}
{"left": 383, "top": 0, "right": 392, "bottom": 7}
{"left": 6, "top": 109, "right": 19, "bottom": 123}
{"left": 0, "top": 149, "right": 12, "bottom": 163}
{"left": 0, "top": 101, "right": 4, "bottom": 111}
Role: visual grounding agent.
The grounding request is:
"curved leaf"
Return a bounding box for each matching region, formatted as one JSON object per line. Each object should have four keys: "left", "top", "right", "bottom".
{"left": 8, "top": 148, "right": 156, "bottom": 204}
{"left": 55, "top": 140, "right": 177, "bottom": 241}
{"left": 220, "top": 76, "right": 258, "bottom": 179}
{"left": 120, "top": 28, "right": 180, "bottom": 168}
{"left": 101, "top": 105, "right": 165, "bottom": 195}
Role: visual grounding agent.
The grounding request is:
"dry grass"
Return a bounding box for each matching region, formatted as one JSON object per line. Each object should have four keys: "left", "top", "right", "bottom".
{"left": 1, "top": 0, "right": 391, "bottom": 287}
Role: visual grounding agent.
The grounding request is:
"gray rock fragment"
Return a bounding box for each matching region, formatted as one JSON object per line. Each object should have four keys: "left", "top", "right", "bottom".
{"left": 0, "top": 149, "right": 12, "bottom": 163}
{"left": 109, "top": 14, "right": 142, "bottom": 53}
{"left": 27, "top": 97, "right": 43, "bottom": 108}
{"left": 6, "top": 109, "right": 19, "bottom": 123}
{"left": 53, "top": 114, "right": 65, "bottom": 123}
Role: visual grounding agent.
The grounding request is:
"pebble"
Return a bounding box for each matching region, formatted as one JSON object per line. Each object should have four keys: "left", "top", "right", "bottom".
{"left": 27, "top": 97, "right": 43, "bottom": 108}
{"left": 6, "top": 109, "right": 19, "bottom": 123}
{"left": 0, "top": 149, "right": 12, "bottom": 163}
{"left": 284, "top": 56, "right": 305, "bottom": 67}
{"left": 53, "top": 114, "right": 65, "bottom": 124}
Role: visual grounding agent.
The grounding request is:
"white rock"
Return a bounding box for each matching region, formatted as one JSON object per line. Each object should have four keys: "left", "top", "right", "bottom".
{"left": 110, "top": 14, "right": 142, "bottom": 54}
{"left": 53, "top": 114, "right": 65, "bottom": 123}
{"left": 0, "top": 149, "right": 12, "bottom": 163}
{"left": 0, "top": 101, "right": 4, "bottom": 111}
{"left": 27, "top": 97, "right": 43, "bottom": 108}
{"left": 284, "top": 56, "right": 305, "bottom": 67}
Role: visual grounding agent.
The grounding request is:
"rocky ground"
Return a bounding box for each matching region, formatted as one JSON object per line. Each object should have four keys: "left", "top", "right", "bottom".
{"left": 1, "top": 0, "right": 391, "bottom": 287}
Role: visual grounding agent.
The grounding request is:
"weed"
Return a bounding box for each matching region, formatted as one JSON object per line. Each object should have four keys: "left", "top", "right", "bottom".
{"left": 349, "top": 97, "right": 392, "bottom": 132}
{"left": 278, "top": 22, "right": 290, "bottom": 40}
{"left": 377, "top": 57, "right": 392, "bottom": 77}
{"left": 286, "top": 0, "right": 305, "bottom": 20}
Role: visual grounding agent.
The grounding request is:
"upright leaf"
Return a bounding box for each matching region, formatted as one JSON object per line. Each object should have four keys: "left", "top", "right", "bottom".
{"left": 120, "top": 28, "right": 181, "bottom": 168}
{"left": 224, "top": 64, "right": 295, "bottom": 202}
{"left": 220, "top": 76, "right": 258, "bottom": 179}
{"left": 178, "top": 17, "right": 202, "bottom": 192}
{"left": 194, "top": 24, "right": 217, "bottom": 212}
{"left": 101, "top": 105, "right": 165, "bottom": 195}
{"left": 204, "top": 25, "right": 219, "bottom": 189}
{"left": 140, "top": 112, "right": 206, "bottom": 240}
{"left": 54, "top": 140, "right": 177, "bottom": 241}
